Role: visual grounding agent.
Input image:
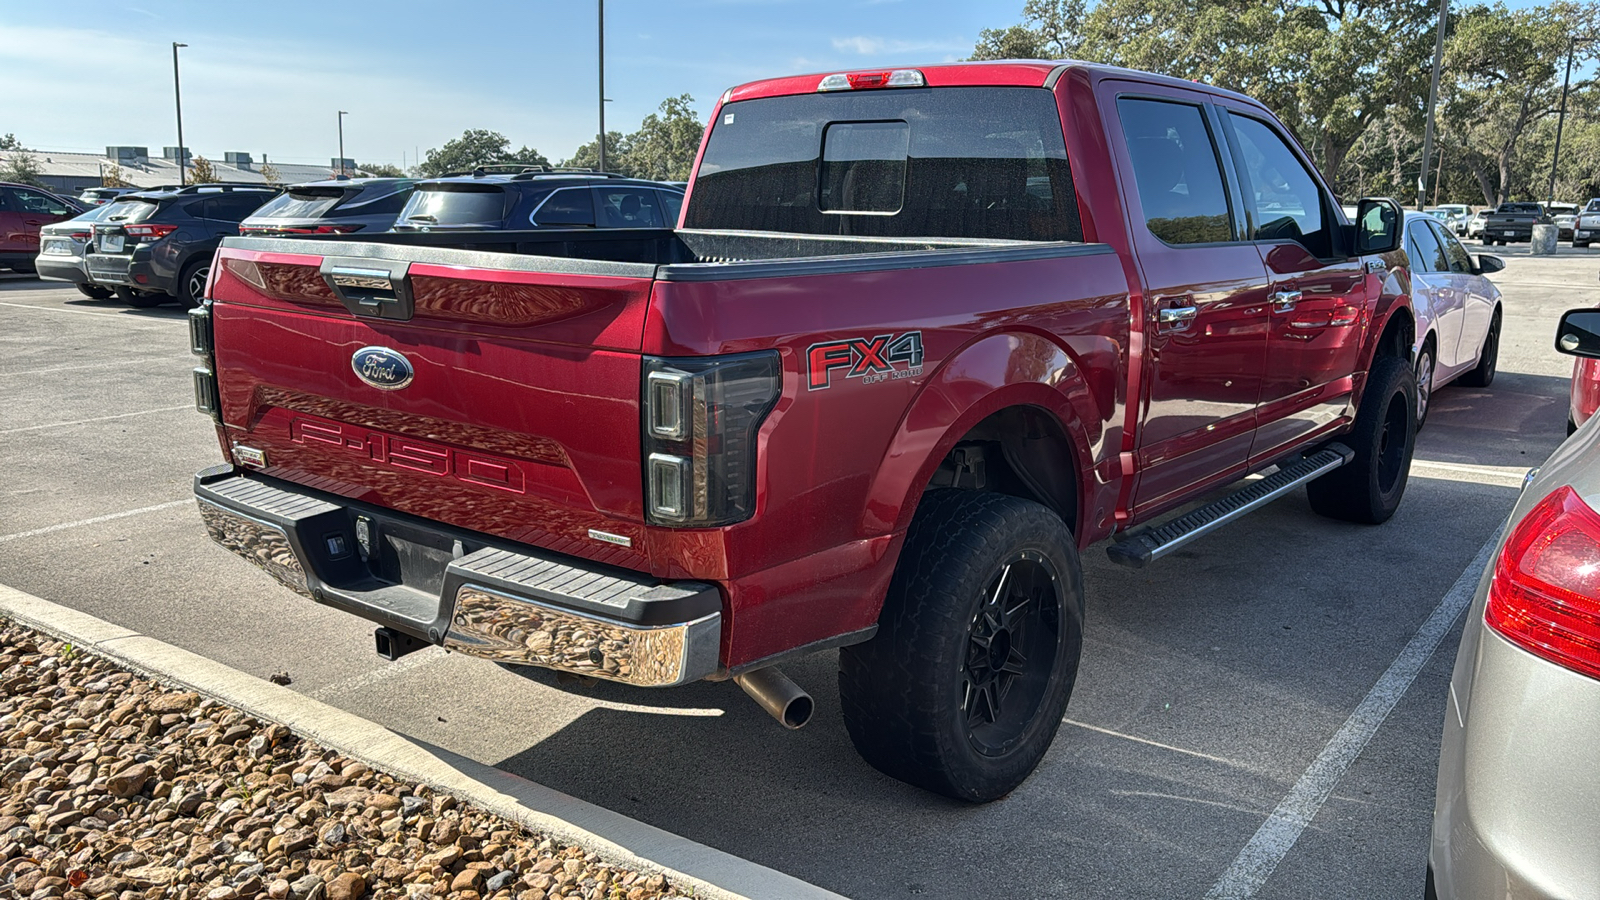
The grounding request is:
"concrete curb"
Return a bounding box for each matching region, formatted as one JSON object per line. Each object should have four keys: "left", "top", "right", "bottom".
{"left": 0, "top": 584, "right": 846, "bottom": 900}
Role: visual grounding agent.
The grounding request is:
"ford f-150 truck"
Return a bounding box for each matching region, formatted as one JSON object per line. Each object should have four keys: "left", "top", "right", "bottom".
{"left": 190, "top": 61, "right": 1413, "bottom": 802}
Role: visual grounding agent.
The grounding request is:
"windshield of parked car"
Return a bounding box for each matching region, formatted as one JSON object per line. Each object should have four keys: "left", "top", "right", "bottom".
{"left": 397, "top": 185, "right": 508, "bottom": 226}
{"left": 101, "top": 199, "right": 158, "bottom": 224}
{"left": 687, "top": 86, "right": 1081, "bottom": 241}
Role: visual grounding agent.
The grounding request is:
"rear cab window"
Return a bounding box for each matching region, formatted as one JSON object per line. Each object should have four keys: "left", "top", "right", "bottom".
{"left": 1115, "top": 97, "right": 1234, "bottom": 245}
{"left": 686, "top": 86, "right": 1081, "bottom": 241}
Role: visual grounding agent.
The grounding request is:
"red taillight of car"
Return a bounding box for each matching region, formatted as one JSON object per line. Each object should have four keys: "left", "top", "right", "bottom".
{"left": 124, "top": 223, "right": 177, "bottom": 240}
{"left": 68, "top": 231, "right": 91, "bottom": 241}
{"left": 1486, "top": 485, "right": 1600, "bottom": 682}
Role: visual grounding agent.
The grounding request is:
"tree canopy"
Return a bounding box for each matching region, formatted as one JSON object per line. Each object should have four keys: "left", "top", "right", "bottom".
{"left": 415, "top": 130, "right": 550, "bottom": 177}
{"left": 973, "top": 0, "right": 1600, "bottom": 206}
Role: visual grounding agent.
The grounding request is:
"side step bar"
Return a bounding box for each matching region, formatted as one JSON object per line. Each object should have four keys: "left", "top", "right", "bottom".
{"left": 1106, "top": 444, "right": 1355, "bottom": 569}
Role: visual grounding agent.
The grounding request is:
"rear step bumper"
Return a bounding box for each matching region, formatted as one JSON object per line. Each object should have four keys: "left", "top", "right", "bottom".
{"left": 193, "top": 465, "right": 722, "bottom": 687}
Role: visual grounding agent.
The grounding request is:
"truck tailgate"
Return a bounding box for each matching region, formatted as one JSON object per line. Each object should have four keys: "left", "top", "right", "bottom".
{"left": 207, "top": 242, "right": 657, "bottom": 571}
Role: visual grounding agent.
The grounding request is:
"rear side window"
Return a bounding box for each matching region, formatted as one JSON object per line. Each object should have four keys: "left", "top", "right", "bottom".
{"left": 1405, "top": 220, "right": 1446, "bottom": 273}
{"left": 400, "top": 186, "right": 508, "bottom": 226}
{"left": 208, "top": 192, "right": 272, "bottom": 222}
{"left": 659, "top": 190, "right": 683, "bottom": 224}
{"left": 687, "top": 86, "right": 1080, "bottom": 241}
{"left": 1116, "top": 98, "right": 1232, "bottom": 245}
{"left": 534, "top": 189, "right": 595, "bottom": 226}
{"left": 595, "top": 187, "right": 665, "bottom": 227}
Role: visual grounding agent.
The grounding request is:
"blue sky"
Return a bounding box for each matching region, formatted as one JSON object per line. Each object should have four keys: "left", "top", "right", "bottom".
{"left": 1, "top": 0, "right": 1557, "bottom": 168}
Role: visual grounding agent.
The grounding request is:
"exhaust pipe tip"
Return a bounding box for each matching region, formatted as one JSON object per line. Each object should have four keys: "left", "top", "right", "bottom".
{"left": 734, "top": 667, "right": 813, "bottom": 730}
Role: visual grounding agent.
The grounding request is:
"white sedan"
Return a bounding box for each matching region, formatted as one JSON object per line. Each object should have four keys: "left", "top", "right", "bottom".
{"left": 1402, "top": 212, "right": 1505, "bottom": 425}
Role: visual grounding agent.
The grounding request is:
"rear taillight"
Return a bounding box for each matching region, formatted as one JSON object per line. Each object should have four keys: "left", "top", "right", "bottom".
{"left": 1487, "top": 485, "right": 1600, "bottom": 681}
{"left": 68, "top": 231, "right": 91, "bottom": 241}
{"left": 642, "top": 352, "right": 781, "bottom": 527}
{"left": 124, "top": 223, "right": 177, "bottom": 240}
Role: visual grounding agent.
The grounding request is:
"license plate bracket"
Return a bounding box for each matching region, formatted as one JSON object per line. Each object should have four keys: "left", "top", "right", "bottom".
{"left": 101, "top": 234, "right": 124, "bottom": 253}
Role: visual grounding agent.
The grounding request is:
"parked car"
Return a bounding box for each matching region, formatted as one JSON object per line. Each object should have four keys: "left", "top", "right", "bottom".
{"left": 1572, "top": 198, "right": 1600, "bottom": 248}
{"left": 1402, "top": 212, "right": 1504, "bottom": 425}
{"left": 1481, "top": 202, "right": 1553, "bottom": 245}
{"left": 391, "top": 166, "right": 684, "bottom": 232}
{"left": 33, "top": 201, "right": 132, "bottom": 298}
{"left": 84, "top": 184, "right": 278, "bottom": 308}
{"left": 1433, "top": 203, "right": 1472, "bottom": 235}
{"left": 1549, "top": 202, "right": 1580, "bottom": 241}
{"left": 0, "top": 182, "right": 83, "bottom": 273}
{"left": 77, "top": 187, "right": 142, "bottom": 206}
{"left": 1428, "top": 307, "right": 1600, "bottom": 898}
{"left": 189, "top": 61, "right": 1414, "bottom": 802}
{"left": 1467, "top": 209, "right": 1489, "bottom": 239}
{"left": 239, "top": 178, "right": 418, "bottom": 236}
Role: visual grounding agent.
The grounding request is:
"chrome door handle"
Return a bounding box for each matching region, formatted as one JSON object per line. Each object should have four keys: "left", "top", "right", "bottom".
{"left": 1157, "top": 306, "right": 1198, "bottom": 327}
{"left": 1271, "top": 290, "right": 1302, "bottom": 311}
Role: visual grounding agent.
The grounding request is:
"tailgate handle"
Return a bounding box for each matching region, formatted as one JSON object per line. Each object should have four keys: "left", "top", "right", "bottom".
{"left": 320, "top": 258, "right": 415, "bottom": 321}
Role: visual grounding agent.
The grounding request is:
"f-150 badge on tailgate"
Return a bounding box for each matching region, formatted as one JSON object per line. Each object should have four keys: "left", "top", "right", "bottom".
{"left": 351, "top": 346, "right": 414, "bottom": 390}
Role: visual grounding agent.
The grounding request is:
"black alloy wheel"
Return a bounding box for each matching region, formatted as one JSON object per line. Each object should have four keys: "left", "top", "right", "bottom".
{"left": 961, "top": 550, "right": 1065, "bottom": 757}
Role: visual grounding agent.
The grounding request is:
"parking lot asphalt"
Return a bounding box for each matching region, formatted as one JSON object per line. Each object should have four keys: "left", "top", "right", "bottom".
{"left": 0, "top": 245, "right": 1592, "bottom": 900}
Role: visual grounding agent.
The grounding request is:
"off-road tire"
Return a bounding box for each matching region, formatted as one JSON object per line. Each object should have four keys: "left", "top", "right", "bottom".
{"left": 75, "top": 283, "right": 113, "bottom": 300}
{"left": 1457, "top": 309, "right": 1500, "bottom": 388}
{"left": 177, "top": 258, "right": 210, "bottom": 309}
{"left": 115, "top": 287, "right": 167, "bottom": 308}
{"left": 838, "top": 490, "right": 1084, "bottom": 802}
{"left": 1307, "top": 355, "right": 1416, "bottom": 524}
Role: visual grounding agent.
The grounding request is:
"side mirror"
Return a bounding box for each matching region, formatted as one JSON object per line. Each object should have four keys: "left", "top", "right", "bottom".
{"left": 1556, "top": 308, "right": 1600, "bottom": 359}
{"left": 1474, "top": 254, "right": 1505, "bottom": 275}
{"left": 1354, "top": 197, "right": 1402, "bottom": 255}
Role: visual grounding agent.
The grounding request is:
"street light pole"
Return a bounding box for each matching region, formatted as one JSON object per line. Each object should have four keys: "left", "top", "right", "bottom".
{"left": 172, "top": 42, "right": 188, "bottom": 187}
{"left": 338, "top": 111, "right": 348, "bottom": 176}
{"left": 1547, "top": 37, "right": 1585, "bottom": 206}
{"left": 597, "top": 0, "right": 606, "bottom": 173}
{"left": 1417, "top": 0, "right": 1448, "bottom": 210}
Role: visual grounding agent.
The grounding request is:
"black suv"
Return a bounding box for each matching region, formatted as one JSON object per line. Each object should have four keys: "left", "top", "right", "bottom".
{"left": 85, "top": 184, "right": 279, "bottom": 307}
{"left": 391, "top": 166, "right": 684, "bottom": 232}
{"left": 239, "top": 177, "right": 418, "bottom": 236}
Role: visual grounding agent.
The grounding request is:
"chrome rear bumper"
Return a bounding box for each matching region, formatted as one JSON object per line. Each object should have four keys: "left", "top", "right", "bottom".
{"left": 194, "top": 466, "right": 722, "bottom": 687}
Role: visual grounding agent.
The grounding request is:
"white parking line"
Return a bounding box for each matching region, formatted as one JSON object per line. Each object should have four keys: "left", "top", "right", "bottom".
{"left": 1410, "top": 459, "right": 1532, "bottom": 489}
{"left": 0, "top": 357, "right": 189, "bottom": 377}
{"left": 0, "top": 499, "right": 193, "bottom": 545}
{"left": 0, "top": 405, "right": 191, "bottom": 434}
{"left": 0, "top": 300, "right": 175, "bottom": 325}
{"left": 1202, "top": 534, "right": 1498, "bottom": 900}
{"left": 1065, "top": 719, "right": 1245, "bottom": 768}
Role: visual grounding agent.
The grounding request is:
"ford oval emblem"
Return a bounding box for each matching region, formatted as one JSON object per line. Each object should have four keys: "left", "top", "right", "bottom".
{"left": 351, "top": 346, "right": 414, "bottom": 391}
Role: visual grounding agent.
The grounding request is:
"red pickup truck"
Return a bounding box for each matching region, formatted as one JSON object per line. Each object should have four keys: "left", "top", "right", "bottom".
{"left": 190, "top": 61, "right": 1414, "bottom": 801}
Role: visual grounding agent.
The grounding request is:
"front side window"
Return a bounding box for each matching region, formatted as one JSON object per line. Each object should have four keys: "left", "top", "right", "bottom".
{"left": 1116, "top": 98, "right": 1233, "bottom": 245}
{"left": 1227, "top": 113, "right": 1330, "bottom": 257}
{"left": 1432, "top": 221, "right": 1474, "bottom": 274}
{"left": 688, "top": 86, "right": 1080, "bottom": 241}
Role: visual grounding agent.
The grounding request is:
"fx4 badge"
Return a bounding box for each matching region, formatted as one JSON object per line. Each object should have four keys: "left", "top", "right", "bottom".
{"left": 807, "top": 331, "right": 924, "bottom": 391}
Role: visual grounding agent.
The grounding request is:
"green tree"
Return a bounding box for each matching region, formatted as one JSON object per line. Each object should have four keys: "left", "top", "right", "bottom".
{"left": 416, "top": 129, "right": 549, "bottom": 177}
{"left": 102, "top": 163, "right": 131, "bottom": 188}
{"left": 562, "top": 131, "right": 630, "bottom": 174}
{"left": 0, "top": 134, "right": 22, "bottom": 151}
{"left": 359, "top": 162, "right": 407, "bottom": 178}
{"left": 187, "top": 156, "right": 220, "bottom": 184}
{"left": 617, "top": 95, "right": 704, "bottom": 181}
{"left": 971, "top": 0, "right": 1437, "bottom": 191}
{"left": 1440, "top": 1, "right": 1599, "bottom": 206}
{"left": 0, "top": 150, "right": 46, "bottom": 187}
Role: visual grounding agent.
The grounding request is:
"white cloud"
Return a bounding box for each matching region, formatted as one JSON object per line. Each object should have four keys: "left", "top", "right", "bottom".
{"left": 829, "top": 35, "right": 971, "bottom": 56}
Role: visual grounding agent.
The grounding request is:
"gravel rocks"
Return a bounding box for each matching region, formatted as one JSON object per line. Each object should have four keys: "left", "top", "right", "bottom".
{"left": 0, "top": 622, "right": 686, "bottom": 900}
